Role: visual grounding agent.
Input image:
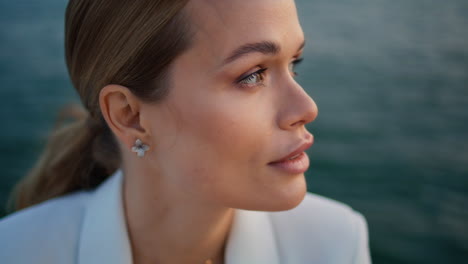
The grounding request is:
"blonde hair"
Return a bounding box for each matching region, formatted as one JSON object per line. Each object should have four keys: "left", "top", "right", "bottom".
{"left": 10, "top": 0, "right": 192, "bottom": 211}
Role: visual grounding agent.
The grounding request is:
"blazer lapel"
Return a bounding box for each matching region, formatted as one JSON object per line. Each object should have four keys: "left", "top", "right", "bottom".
{"left": 77, "top": 169, "right": 281, "bottom": 264}
{"left": 225, "top": 209, "right": 281, "bottom": 264}
{"left": 78, "top": 169, "right": 133, "bottom": 264}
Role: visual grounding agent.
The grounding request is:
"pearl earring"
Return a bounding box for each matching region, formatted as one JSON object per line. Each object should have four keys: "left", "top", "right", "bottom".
{"left": 131, "top": 139, "right": 150, "bottom": 157}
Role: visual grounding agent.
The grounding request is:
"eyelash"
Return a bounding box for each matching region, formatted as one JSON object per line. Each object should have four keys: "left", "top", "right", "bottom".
{"left": 290, "top": 58, "right": 303, "bottom": 76}
{"left": 237, "top": 57, "right": 304, "bottom": 88}
{"left": 237, "top": 68, "right": 267, "bottom": 87}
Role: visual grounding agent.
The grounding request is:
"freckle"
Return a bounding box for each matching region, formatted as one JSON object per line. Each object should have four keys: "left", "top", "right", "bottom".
{"left": 189, "top": 166, "right": 213, "bottom": 185}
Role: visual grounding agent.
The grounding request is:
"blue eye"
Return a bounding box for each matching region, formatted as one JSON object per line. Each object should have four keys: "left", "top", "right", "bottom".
{"left": 289, "top": 57, "right": 303, "bottom": 76}
{"left": 238, "top": 68, "right": 267, "bottom": 86}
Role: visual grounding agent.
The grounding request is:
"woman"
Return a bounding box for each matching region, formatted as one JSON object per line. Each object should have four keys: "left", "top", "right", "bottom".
{"left": 0, "top": 0, "right": 371, "bottom": 263}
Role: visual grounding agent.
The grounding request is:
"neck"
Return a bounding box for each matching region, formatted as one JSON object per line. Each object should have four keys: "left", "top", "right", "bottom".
{"left": 122, "top": 167, "right": 234, "bottom": 264}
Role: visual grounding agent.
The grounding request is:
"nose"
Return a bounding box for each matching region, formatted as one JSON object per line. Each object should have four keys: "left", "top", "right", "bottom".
{"left": 277, "top": 81, "right": 318, "bottom": 130}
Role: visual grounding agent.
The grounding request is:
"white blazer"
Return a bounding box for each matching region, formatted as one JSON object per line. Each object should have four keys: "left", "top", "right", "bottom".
{"left": 0, "top": 170, "right": 371, "bottom": 264}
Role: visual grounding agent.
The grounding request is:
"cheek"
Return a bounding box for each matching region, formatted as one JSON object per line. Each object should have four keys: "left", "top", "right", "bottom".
{"left": 173, "top": 96, "right": 274, "bottom": 184}
{"left": 187, "top": 105, "right": 267, "bottom": 165}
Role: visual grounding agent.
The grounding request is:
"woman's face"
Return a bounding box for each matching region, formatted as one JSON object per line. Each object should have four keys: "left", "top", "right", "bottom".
{"left": 143, "top": 0, "right": 318, "bottom": 211}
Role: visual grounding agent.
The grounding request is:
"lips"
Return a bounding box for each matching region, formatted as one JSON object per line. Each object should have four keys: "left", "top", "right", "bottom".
{"left": 269, "top": 136, "right": 314, "bottom": 164}
{"left": 267, "top": 137, "right": 313, "bottom": 174}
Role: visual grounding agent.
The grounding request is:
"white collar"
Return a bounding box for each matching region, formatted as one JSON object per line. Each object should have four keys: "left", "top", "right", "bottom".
{"left": 78, "top": 169, "right": 280, "bottom": 264}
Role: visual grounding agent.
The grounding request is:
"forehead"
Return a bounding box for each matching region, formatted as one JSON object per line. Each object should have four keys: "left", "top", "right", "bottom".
{"left": 184, "top": 0, "right": 303, "bottom": 63}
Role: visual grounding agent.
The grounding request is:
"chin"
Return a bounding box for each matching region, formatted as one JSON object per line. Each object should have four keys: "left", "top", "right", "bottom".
{"left": 267, "top": 172, "right": 308, "bottom": 211}
{"left": 236, "top": 176, "right": 308, "bottom": 212}
{"left": 268, "top": 185, "right": 307, "bottom": 212}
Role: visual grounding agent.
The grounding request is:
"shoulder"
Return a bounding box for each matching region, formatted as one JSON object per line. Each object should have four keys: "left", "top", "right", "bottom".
{"left": 268, "top": 193, "right": 371, "bottom": 264}
{"left": 0, "top": 191, "right": 91, "bottom": 263}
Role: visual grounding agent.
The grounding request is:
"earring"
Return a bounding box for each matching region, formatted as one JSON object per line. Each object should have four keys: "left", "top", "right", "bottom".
{"left": 131, "top": 139, "right": 150, "bottom": 157}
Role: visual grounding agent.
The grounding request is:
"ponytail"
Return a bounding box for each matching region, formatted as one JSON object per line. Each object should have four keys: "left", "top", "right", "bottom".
{"left": 10, "top": 105, "right": 120, "bottom": 211}
{"left": 8, "top": 0, "right": 191, "bottom": 211}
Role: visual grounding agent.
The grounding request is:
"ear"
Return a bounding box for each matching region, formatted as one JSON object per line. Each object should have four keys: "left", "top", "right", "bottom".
{"left": 99, "top": 84, "right": 148, "bottom": 150}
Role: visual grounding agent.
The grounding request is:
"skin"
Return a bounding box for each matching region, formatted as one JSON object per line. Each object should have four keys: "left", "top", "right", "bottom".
{"left": 99, "top": 0, "right": 318, "bottom": 263}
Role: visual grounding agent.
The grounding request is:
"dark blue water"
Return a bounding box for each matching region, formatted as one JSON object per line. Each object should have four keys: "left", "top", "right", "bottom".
{"left": 1, "top": 1, "right": 467, "bottom": 263}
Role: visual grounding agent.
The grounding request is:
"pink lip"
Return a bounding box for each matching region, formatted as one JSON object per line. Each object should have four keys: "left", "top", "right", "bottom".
{"left": 268, "top": 135, "right": 314, "bottom": 174}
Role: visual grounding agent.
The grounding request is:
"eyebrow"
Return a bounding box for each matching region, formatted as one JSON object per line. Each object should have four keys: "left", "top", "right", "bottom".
{"left": 222, "top": 40, "right": 305, "bottom": 66}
